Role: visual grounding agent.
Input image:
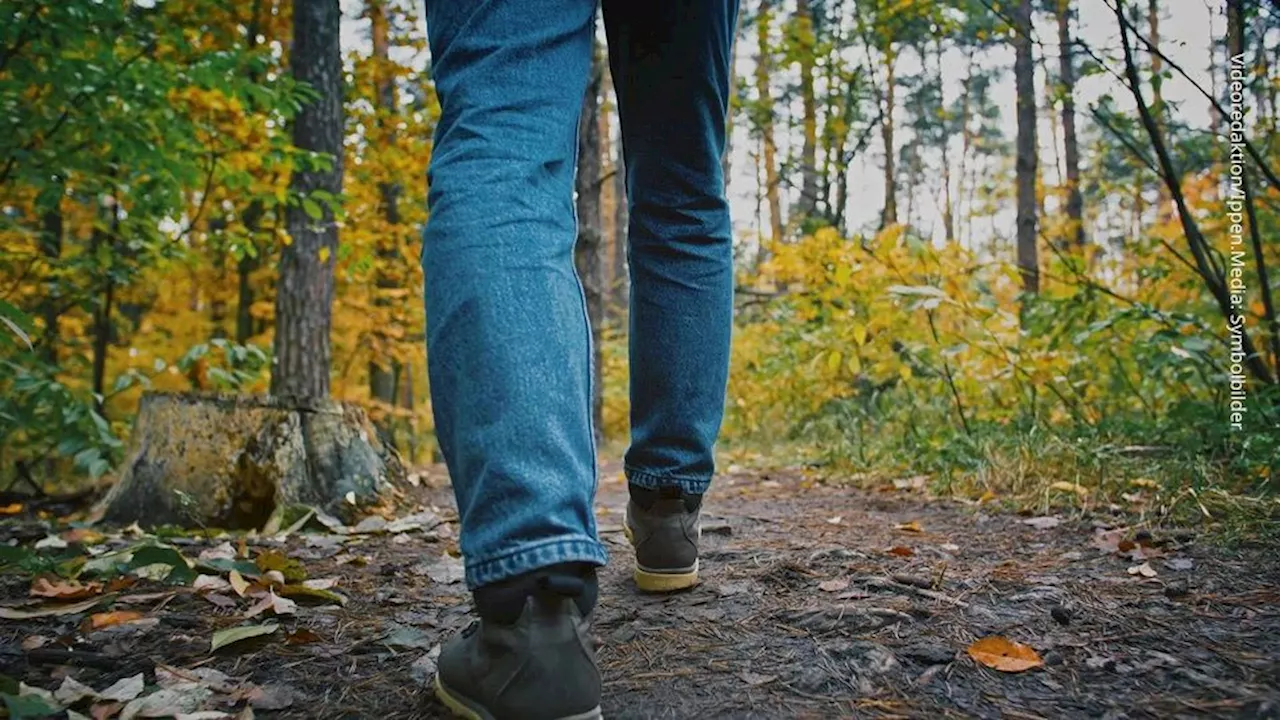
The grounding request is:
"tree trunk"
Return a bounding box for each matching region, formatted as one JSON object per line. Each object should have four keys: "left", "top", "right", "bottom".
{"left": 37, "top": 192, "right": 63, "bottom": 365}
{"left": 272, "top": 0, "right": 343, "bottom": 401}
{"left": 756, "top": 2, "right": 784, "bottom": 246}
{"left": 880, "top": 50, "right": 898, "bottom": 230}
{"left": 1149, "top": 0, "right": 1171, "bottom": 224}
{"left": 1013, "top": 0, "right": 1040, "bottom": 294}
{"left": 235, "top": 0, "right": 266, "bottom": 348}
{"left": 794, "top": 0, "right": 819, "bottom": 222}
{"left": 576, "top": 43, "right": 605, "bottom": 442}
{"left": 90, "top": 202, "right": 120, "bottom": 416}
{"left": 367, "top": 0, "right": 401, "bottom": 441}
{"left": 1229, "top": 0, "right": 1280, "bottom": 375}
{"left": 937, "top": 39, "right": 955, "bottom": 243}
{"left": 1057, "top": 0, "right": 1085, "bottom": 248}
{"left": 612, "top": 131, "right": 629, "bottom": 315}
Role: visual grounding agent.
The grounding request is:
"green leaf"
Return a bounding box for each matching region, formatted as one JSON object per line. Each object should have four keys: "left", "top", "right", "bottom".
{"left": 301, "top": 197, "right": 323, "bottom": 220}
{"left": 2, "top": 691, "right": 61, "bottom": 719}
{"left": 210, "top": 622, "right": 279, "bottom": 652}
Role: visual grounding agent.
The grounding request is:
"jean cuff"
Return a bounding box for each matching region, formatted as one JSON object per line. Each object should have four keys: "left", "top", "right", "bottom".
{"left": 624, "top": 466, "right": 712, "bottom": 495}
{"left": 464, "top": 536, "right": 608, "bottom": 589}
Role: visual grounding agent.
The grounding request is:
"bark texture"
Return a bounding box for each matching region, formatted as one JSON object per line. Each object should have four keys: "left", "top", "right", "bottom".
{"left": 576, "top": 44, "right": 606, "bottom": 441}
{"left": 272, "top": 0, "right": 343, "bottom": 400}
{"left": 1057, "top": 0, "right": 1085, "bottom": 248}
{"left": 1013, "top": 0, "right": 1040, "bottom": 293}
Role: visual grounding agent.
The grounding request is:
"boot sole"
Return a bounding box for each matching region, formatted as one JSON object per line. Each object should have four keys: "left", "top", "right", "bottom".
{"left": 435, "top": 674, "right": 603, "bottom": 720}
{"left": 623, "top": 523, "right": 699, "bottom": 592}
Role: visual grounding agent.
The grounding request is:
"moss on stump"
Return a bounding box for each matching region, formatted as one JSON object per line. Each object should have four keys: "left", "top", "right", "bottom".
{"left": 98, "top": 392, "right": 405, "bottom": 529}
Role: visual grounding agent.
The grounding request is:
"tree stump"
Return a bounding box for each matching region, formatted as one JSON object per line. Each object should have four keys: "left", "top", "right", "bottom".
{"left": 98, "top": 392, "right": 406, "bottom": 529}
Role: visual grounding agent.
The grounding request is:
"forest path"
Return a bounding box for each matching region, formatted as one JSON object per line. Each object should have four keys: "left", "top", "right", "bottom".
{"left": 3, "top": 465, "right": 1278, "bottom": 719}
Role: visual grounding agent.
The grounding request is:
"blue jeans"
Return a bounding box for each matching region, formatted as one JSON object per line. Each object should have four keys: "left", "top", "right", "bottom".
{"left": 422, "top": 0, "right": 738, "bottom": 588}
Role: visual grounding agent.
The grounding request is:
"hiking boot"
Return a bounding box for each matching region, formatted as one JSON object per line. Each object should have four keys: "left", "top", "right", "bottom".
{"left": 435, "top": 565, "right": 602, "bottom": 720}
{"left": 623, "top": 485, "right": 702, "bottom": 592}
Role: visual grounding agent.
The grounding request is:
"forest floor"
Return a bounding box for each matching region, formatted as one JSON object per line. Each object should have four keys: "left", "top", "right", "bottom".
{"left": 2, "top": 463, "right": 1279, "bottom": 719}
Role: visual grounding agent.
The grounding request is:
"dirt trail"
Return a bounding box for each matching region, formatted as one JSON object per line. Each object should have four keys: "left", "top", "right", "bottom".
{"left": 3, "top": 465, "right": 1278, "bottom": 719}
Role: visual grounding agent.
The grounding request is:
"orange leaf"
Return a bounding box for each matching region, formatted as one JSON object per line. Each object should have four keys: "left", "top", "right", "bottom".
{"left": 894, "top": 520, "right": 923, "bottom": 533}
{"left": 30, "top": 577, "right": 102, "bottom": 600}
{"left": 0, "top": 503, "right": 23, "bottom": 515}
{"left": 967, "top": 636, "right": 1043, "bottom": 673}
{"left": 887, "top": 546, "right": 915, "bottom": 557}
{"left": 83, "top": 611, "right": 146, "bottom": 630}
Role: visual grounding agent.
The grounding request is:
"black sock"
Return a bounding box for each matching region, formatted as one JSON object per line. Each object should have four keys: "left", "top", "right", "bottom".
{"left": 629, "top": 483, "right": 703, "bottom": 513}
{"left": 473, "top": 562, "right": 598, "bottom": 625}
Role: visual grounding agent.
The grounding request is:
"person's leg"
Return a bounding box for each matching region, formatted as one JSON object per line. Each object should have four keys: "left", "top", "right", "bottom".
{"left": 422, "top": 1, "right": 604, "bottom": 717}
{"left": 603, "top": 0, "right": 738, "bottom": 591}
{"left": 423, "top": 0, "right": 606, "bottom": 594}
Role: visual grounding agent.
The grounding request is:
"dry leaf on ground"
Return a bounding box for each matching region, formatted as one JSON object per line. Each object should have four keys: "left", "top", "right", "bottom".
{"left": 895, "top": 520, "right": 924, "bottom": 533}
{"left": 887, "top": 546, "right": 914, "bottom": 557}
{"left": 84, "top": 611, "right": 146, "bottom": 630}
{"left": 31, "top": 577, "right": 103, "bottom": 600}
{"left": 0, "top": 595, "right": 112, "bottom": 620}
{"left": 210, "top": 623, "right": 279, "bottom": 653}
{"left": 1128, "top": 562, "right": 1158, "bottom": 578}
{"left": 1022, "top": 516, "right": 1061, "bottom": 530}
{"left": 966, "top": 636, "right": 1043, "bottom": 673}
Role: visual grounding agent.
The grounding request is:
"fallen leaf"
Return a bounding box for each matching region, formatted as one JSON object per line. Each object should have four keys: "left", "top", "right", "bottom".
{"left": 62, "top": 528, "right": 107, "bottom": 546}
{"left": 55, "top": 676, "right": 100, "bottom": 705}
{"left": 1092, "top": 527, "right": 1126, "bottom": 553}
{"left": 825, "top": 516, "right": 842, "bottom": 525}
{"left": 1127, "top": 562, "right": 1158, "bottom": 578}
{"left": 31, "top": 577, "right": 103, "bottom": 601}
{"left": 977, "top": 490, "right": 998, "bottom": 504}
{"left": 0, "top": 595, "right": 112, "bottom": 620}
{"left": 276, "top": 584, "right": 346, "bottom": 606}
{"left": 34, "top": 535, "right": 68, "bottom": 549}
{"left": 21, "top": 635, "right": 49, "bottom": 650}
{"left": 243, "top": 592, "right": 296, "bottom": 619}
{"left": 192, "top": 575, "right": 231, "bottom": 593}
{"left": 119, "top": 682, "right": 211, "bottom": 720}
{"left": 197, "top": 543, "right": 236, "bottom": 562}
{"left": 90, "top": 701, "right": 124, "bottom": 720}
{"left": 84, "top": 611, "right": 146, "bottom": 630}
{"left": 99, "top": 674, "right": 145, "bottom": 703}
{"left": 228, "top": 570, "right": 249, "bottom": 597}
{"left": 887, "top": 546, "right": 915, "bottom": 557}
{"left": 254, "top": 551, "right": 306, "bottom": 583}
{"left": 4, "top": 689, "right": 61, "bottom": 719}
{"left": 1129, "top": 478, "right": 1159, "bottom": 489}
{"left": 966, "top": 636, "right": 1043, "bottom": 673}
{"left": 818, "top": 578, "right": 849, "bottom": 592}
{"left": 0, "top": 503, "right": 22, "bottom": 515}
{"left": 1022, "top": 516, "right": 1061, "bottom": 530}
{"left": 210, "top": 623, "right": 278, "bottom": 653}
{"left": 301, "top": 578, "right": 337, "bottom": 590}
{"left": 386, "top": 511, "right": 444, "bottom": 534}
{"left": 894, "top": 520, "right": 923, "bottom": 533}
{"left": 1048, "top": 481, "right": 1088, "bottom": 497}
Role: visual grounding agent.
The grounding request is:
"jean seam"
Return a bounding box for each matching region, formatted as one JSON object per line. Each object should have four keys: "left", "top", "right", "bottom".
{"left": 625, "top": 466, "right": 713, "bottom": 493}
{"left": 465, "top": 536, "right": 608, "bottom": 588}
